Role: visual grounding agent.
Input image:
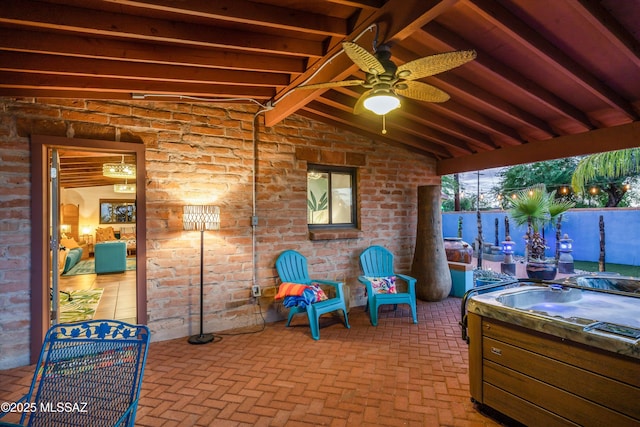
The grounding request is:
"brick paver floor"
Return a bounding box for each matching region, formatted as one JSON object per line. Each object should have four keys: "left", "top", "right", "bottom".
{"left": 1, "top": 297, "right": 510, "bottom": 426}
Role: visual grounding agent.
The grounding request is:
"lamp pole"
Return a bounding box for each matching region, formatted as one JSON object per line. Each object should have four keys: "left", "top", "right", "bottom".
{"left": 188, "top": 228, "right": 215, "bottom": 345}
{"left": 184, "top": 205, "right": 220, "bottom": 345}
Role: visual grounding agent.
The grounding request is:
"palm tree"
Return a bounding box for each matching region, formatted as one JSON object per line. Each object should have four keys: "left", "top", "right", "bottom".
{"left": 507, "top": 184, "right": 574, "bottom": 262}
{"left": 571, "top": 148, "right": 640, "bottom": 206}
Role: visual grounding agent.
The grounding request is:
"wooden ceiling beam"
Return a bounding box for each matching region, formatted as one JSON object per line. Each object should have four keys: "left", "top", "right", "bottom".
{"left": 265, "top": 0, "right": 458, "bottom": 126}
{"left": 569, "top": 0, "right": 640, "bottom": 68}
{"left": 0, "top": 28, "right": 306, "bottom": 74}
{"left": 317, "top": 91, "right": 473, "bottom": 155}
{"left": 413, "top": 24, "right": 593, "bottom": 130}
{"left": 426, "top": 100, "right": 524, "bottom": 146}
{"left": 0, "top": 71, "right": 275, "bottom": 99}
{"left": 333, "top": 85, "right": 498, "bottom": 151}
{"left": 1, "top": 0, "right": 324, "bottom": 57}
{"left": 304, "top": 101, "right": 452, "bottom": 158}
{"left": 0, "top": 51, "right": 290, "bottom": 87}
{"left": 392, "top": 45, "right": 557, "bottom": 138}
{"left": 0, "top": 88, "right": 138, "bottom": 99}
{"left": 324, "top": 0, "right": 384, "bottom": 11}
{"left": 400, "top": 102, "right": 499, "bottom": 151}
{"left": 99, "top": 0, "right": 348, "bottom": 37}
{"left": 468, "top": 0, "right": 638, "bottom": 120}
{"left": 437, "top": 121, "right": 640, "bottom": 175}
{"left": 298, "top": 110, "right": 437, "bottom": 159}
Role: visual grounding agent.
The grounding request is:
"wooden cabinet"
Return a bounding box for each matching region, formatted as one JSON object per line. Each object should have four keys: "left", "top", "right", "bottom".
{"left": 468, "top": 313, "right": 640, "bottom": 426}
{"left": 61, "top": 203, "right": 79, "bottom": 241}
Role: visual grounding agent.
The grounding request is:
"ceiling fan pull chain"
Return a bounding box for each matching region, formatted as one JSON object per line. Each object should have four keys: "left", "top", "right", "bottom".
{"left": 382, "top": 115, "right": 387, "bottom": 135}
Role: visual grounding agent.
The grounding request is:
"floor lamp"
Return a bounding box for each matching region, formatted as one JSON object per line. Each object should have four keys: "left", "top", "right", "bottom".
{"left": 183, "top": 204, "right": 220, "bottom": 345}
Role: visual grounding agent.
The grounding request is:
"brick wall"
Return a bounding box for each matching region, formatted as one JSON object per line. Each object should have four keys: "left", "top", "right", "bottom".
{"left": 0, "top": 98, "right": 439, "bottom": 369}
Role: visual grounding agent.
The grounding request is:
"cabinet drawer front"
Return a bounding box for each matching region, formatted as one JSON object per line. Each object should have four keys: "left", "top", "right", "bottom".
{"left": 484, "top": 361, "right": 639, "bottom": 427}
{"left": 483, "top": 337, "right": 640, "bottom": 419}
{"left": 482, "top": 318, "right": 640, "bottom": 387}
{"left": 483, "top": 383, "right": 578, "bottom": 427}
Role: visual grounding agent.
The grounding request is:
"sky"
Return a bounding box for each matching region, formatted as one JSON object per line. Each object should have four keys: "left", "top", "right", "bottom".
{"left": 457, "top": 167, "right": 505, "bottom": 206}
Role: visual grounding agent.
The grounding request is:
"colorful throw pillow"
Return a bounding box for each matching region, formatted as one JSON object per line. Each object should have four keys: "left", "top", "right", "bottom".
{"left": 310, "top": 283, "right": 329, "bottom": 302}
{"left": 366, "top": 276, "right": 397, "bottom": 294}
{"left": 275, "top": 282, "right": 311, "bottom": 300}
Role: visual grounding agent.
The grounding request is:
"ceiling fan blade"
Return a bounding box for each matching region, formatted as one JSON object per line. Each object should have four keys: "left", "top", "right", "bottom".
{"left": 296, "top": 79, "right": 365, "bottom": 90}
{"left": 397, "top": 50, "right": 477, "bottom": 80}
{"left": 395, "top": 81, "right": 450, "bottom": 103}
{"left": 343, "top": 42, "right": 385, "bottom": 75}
{"left": 353, "top": 89, "right": 372, "bottom": 115}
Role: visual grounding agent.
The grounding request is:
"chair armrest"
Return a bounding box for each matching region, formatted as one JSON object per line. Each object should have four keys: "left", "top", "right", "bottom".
{"left": 396, "top": 274, "right": 416, "bottom": 294}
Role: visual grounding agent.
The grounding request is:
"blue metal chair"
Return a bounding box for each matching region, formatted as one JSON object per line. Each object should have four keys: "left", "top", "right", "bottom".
{"left": 0, "top": 320, "right": 150, "bottom": 427}
{"left": 358, "top": 245, "right": 418, "bottom": 326}
{"left": 275, "top": 250, "right": 350, "bottom": 340}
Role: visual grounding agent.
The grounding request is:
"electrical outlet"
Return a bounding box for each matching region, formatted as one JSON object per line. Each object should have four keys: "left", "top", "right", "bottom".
{"left": 251, "top": 285, "right": 261, "bottom": 297}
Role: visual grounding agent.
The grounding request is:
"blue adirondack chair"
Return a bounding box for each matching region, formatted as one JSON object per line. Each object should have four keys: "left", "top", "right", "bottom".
{"left": 358, "top": 245, "right": 418, "bottom": 326}
{"left": 0, "top": 320, "right": 150, "bottom": 427}
{"left": 275, "top": 250, "right": 350, "bottom": 340}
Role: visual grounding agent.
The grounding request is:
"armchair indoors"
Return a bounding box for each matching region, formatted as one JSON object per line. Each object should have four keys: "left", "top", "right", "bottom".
{"left": 275, "top": 250, "right": 350, "bottom": 340}
{"left": 0, "top": 320, "right": 150, "bottom": 427}
{"left": 359, "top": 245, "right": 418, "bottom": 326}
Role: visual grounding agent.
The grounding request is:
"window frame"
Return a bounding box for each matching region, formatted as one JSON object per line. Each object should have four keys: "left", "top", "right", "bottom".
{"left": 307, "top": 164, "right": 358, "bottom": 229}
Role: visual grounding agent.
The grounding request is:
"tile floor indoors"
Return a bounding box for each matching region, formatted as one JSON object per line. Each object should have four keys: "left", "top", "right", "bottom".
{"left": 57, "top": 258, "right": 137, "bottom": 323}
{"left": 0, "top": 295, "right": 516, "bottom": 427}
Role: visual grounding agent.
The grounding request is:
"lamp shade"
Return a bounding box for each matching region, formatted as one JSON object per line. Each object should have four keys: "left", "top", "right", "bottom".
{"left": 103, "top": 155, "right": 136, "bottom": 179}
{"left": 114, "top": 183, "right": 136, "bottom": 193}
{"left": 363, "top": 93, "right": 400, "bottom": 115}
{"left": 183, "top": 205, "right": 220, "bottom": 231}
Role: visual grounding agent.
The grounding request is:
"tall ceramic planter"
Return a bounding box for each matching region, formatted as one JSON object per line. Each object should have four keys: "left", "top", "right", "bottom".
{"left": 443, "top": 237, "right": 473, "bottom": 264}
{"left": 412, "top": 185, "right": 452, "bottom": 301}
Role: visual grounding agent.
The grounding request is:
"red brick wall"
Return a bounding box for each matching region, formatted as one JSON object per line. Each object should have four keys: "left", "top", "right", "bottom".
{"left": 0, "top": 98, "right": 439, "bottom": 368}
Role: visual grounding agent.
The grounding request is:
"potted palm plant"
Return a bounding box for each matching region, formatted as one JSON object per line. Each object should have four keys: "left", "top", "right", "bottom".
{"left": 507, "top": 184, "right": 574, "bottom": 280}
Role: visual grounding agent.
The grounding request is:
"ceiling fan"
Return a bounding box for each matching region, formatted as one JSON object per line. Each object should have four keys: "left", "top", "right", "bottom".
{"left": 296, "top": 41, "right": 477, "bottom": 133}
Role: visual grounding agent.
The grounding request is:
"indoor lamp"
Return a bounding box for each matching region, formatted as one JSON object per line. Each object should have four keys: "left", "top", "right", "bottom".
{"left": 103, "top": 155, "right": 136, "bottom": 179}
{"left": 183, "top": 205, "right": 221, "bottom": 345}
{"left": 114, "top": 180, "right": 136, "bottom": 193}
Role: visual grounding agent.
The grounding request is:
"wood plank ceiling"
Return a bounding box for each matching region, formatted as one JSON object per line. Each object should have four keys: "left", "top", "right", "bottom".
{"left": 1, "top": 0, "right": 639, "bottom": 188}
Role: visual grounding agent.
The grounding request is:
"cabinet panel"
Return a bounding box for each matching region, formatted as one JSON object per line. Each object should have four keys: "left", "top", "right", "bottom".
{"left": 61, "top": 203, "right": 79, "bottom": 241}
{"left": 484, "top": 361, "right": 638, "bottom": 427}
{"left": 482, "top": 319, "right": 640, "bottom": 387}
{"left": 483, "top": 337, "right": 639, "bottom": 418}
{"left": 483, "top": 383, "right": 578, "bottom": 427}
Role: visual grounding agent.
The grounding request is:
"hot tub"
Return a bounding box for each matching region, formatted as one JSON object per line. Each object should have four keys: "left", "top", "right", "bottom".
{"left": 463, "top": 279, "right": 640, "bottom": 426}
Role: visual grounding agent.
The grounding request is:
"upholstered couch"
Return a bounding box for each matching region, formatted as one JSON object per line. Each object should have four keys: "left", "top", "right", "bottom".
{"left": 96, "top": 226, "right": 136, "bottom": 255}
{"left": 58, "top": 238, "right": 88, "bottom": 274}
{"left": 94, "top": 241, "right": 127, "bottom": 274}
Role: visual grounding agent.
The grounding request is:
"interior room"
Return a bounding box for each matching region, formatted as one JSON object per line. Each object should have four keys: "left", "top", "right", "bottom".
{"left": 0, "top": 1, "right": 638, "bottom": 426}
{"left": 55, "top": 150, "right": 138, "bottom": 324}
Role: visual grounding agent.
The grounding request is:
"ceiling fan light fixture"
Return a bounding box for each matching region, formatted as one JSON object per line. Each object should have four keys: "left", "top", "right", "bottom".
{"left": 363, "top": 93, "right": 400, "bottom": 115}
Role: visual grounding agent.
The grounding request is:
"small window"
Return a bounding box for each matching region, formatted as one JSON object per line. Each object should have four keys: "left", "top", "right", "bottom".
{"left": 307, "top": 165, "right": 356, "bottom": 227}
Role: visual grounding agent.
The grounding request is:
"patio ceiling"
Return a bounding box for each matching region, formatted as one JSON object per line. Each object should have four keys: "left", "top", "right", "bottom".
{"left": 1, "top": 0, "right": 639, "bottom": 176}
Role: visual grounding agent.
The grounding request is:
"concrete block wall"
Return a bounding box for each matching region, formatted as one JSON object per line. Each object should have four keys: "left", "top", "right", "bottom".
{"left": 0, "top": 97, "right": 439, "bottom": 368}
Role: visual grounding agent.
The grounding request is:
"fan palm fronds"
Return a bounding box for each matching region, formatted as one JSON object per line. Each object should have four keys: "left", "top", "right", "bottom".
{"left": 506, "top": 184, "right": 549, "bottom": 232}
{"left": 571, "top": 148, "right": 640, "bottom": 194}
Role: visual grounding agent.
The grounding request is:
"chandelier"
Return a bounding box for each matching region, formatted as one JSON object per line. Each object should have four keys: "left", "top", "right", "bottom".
{"left": 113, "top": 180, "right": 136, "bottom": 193}
{"left": 103, "top": 155, "right": 136, "bottom": 179}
